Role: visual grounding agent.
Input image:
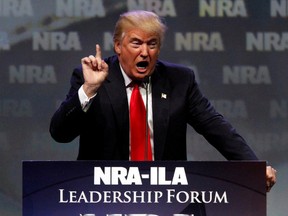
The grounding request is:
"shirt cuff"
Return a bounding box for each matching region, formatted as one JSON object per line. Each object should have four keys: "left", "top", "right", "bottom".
{"left": 78, "top": 85, "right": 96, "bottom": 112}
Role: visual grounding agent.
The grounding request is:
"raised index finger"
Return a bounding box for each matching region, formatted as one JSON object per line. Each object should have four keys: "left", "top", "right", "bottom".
{"left": 95, "top": 44, "right": 102, "bottom": 59}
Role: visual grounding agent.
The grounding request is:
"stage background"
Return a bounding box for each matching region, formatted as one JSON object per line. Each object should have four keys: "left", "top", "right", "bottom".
{"left": 0, "top": 0, "right": 287, "bottom": 215}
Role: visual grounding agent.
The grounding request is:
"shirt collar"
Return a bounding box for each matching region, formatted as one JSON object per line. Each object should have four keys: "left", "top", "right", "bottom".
{"left": 119, "top": 64, "right": 132, "bottom": 87}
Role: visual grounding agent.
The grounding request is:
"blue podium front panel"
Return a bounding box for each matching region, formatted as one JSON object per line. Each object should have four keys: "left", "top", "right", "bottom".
{"left": 23, "top": 161, "right": 266, "bottom": 216}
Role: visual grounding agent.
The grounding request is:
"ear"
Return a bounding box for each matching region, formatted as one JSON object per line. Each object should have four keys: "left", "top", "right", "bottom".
{"left": 114, "top": 41, "right": 121, "bottom": 55}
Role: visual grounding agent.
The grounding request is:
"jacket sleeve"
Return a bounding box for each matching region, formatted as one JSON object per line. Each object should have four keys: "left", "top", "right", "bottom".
{"left": 49, "top": 66, "right": 86, "bottom": 143}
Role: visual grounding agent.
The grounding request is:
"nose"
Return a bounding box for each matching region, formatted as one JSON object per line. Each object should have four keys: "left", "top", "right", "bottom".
{"left": 140, "top": 44, "right": 149, "bottom": 57}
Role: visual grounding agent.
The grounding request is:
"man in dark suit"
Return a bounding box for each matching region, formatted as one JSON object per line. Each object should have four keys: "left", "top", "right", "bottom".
{"left": 50, "top": 10, "right": 276, "bottom": 191}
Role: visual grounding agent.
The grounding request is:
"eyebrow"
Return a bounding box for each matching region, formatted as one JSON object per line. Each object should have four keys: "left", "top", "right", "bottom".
{"left": 129, "top": 36, "right": 159, "bottom": 43}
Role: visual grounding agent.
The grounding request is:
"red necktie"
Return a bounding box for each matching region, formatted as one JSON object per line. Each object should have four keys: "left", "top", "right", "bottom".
{"left": 130, "top": 83, "right": 152, "bottom": 161}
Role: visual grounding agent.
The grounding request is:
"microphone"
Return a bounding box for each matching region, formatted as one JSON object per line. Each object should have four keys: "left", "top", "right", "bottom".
{"left": 142, "top": 75, "right": 150, "bottom": 85}
{"left": 143, "top": 76, "right": 151, "bottom": 160}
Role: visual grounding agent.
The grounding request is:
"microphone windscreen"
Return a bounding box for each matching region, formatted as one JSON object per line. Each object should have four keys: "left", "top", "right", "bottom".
{"left": 143, "top": 76, "right": 150, "bottom": 84}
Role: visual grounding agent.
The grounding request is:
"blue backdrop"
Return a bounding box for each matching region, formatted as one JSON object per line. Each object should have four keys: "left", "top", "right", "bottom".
{"left": 0, "top": 0, "right": 287, "bottom": 215}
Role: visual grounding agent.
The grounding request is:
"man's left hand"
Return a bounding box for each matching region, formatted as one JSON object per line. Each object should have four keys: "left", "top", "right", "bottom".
{"left": 266, "top": 166, "right": 277, "bottom": 192}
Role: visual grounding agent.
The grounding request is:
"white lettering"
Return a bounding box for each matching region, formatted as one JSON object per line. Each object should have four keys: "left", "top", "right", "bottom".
{"left": 0, "top": 99, "right": 32, "bottom": 117}
{"left": 199, "top": 0, "right": 247, "bottom": 17}
{"left": 56, "top": 0, "right": 105, "bottom": 17}
{"left": 59, "top": 189, "right": 163, "bottom": 204}
{"left": 94, "top": 167, "right": 142, "bottom": 185}
{"left": 127, "top": 0, "right": 177, "bottom": 17}
{"left": 223, "top": 65, "right": 271, "bottom": 84}
{"left": 9, "top": 65, "right": 57, "bottom": 84}
{"left": 103, "top": 32, "right": 114, "bottom": 51}
{"left": 246, "top": 132, "right": 288, "bottom": 153}
{"left": 246, "top": 32, "right": 288, "bottom": 51}
{"left": 94, "top": 167, "right": 187, "bottom": 185}
{"left": 33, "top": 32, "right": 82, "bottom": 51}
{"left": 271, "top": 0, "right": 288, "bottom": 17}
{"left": 166, "top": 189, "right": 228, "bottom": 204}
{"left": 0, "top": 0, "right": 33, "bottom": 16}
{"left": 270, "top": 100, "right": 287, "bottom": 118}
{"left": 171, "top": 167, "right": 188, "bottom": 185}
{"left": 175, "top": 32, "right": 224, "bottom": 51}
{"left": 0, "top": 32, "right": 10, "bottom": 50}
{"left": 210, "top": 100, "right": 247, "bottom": 118}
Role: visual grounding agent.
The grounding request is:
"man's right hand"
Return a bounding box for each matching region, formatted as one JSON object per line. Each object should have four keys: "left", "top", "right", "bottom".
{"left": 81, "top": 44, "right": 109, "bottom": 98}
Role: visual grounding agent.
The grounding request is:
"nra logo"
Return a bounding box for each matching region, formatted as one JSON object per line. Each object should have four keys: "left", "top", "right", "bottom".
{"left": 94, "top": 167, "right": 188, "bottom": 185}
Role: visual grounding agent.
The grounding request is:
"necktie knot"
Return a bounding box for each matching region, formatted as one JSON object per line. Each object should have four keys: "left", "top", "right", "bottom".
{"left": 130, "top": 80, "right": 143, "bottom": 88}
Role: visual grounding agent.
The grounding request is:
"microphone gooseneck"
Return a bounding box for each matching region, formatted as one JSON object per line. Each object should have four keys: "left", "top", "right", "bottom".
{"left": 144, "top": 76, "right": 150, "bottom": 160}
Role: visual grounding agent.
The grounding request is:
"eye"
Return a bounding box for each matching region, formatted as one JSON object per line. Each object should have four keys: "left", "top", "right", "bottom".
{"left": 131, "top": 39, "right": 142, "bottom": 47}
{"left": 148, "top": 40, "right": 158, "bottom": 49}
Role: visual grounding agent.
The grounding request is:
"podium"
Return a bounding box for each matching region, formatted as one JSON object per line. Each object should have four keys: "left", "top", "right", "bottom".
{"left": 23, "top": 161, "right": 266, "bottom": 216}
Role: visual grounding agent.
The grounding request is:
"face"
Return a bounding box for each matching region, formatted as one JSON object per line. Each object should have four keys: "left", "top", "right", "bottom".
{"left": 114, "top": 28, "right": 161, "bottom": 81}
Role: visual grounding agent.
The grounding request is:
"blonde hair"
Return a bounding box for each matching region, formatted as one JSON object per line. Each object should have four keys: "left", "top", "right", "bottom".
{"left": 113, "top": 10, "right": 167, "bottom": 45}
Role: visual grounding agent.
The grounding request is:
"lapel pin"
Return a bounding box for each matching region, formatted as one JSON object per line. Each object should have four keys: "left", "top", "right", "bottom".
{"left": 161, "top": 93, "right": 167, "bottom": 99}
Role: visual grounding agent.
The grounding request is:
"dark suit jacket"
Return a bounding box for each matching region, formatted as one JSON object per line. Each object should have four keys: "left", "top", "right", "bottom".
{"left": 50, "top": 55, "right": 258, "bottom": 161}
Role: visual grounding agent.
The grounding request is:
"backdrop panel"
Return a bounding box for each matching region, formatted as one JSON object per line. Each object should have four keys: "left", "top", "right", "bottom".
{"left": 0, "top": 1, "right": 287, "bottom": 215}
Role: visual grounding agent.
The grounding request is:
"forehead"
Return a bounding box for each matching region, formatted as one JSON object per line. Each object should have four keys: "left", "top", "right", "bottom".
{"left": 123, "top": 28, "right": 159, "bottom": 41}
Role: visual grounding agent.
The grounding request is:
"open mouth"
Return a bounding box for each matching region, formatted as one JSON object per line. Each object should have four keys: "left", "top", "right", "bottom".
{"left": 136, "top": 61, "right": 149, "bottom": 70}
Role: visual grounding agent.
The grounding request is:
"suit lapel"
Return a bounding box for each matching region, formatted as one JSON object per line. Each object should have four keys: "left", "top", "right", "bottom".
{"left": 103, "top": 57, "right": 130, "bottom": 156}
{"left": 151, "top": 66, "right": 170, "bottom": 160}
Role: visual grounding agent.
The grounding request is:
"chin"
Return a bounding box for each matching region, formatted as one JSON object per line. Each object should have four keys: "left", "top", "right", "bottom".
{"left": 133, "top": 72, "right": 147, "bottom": 79}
